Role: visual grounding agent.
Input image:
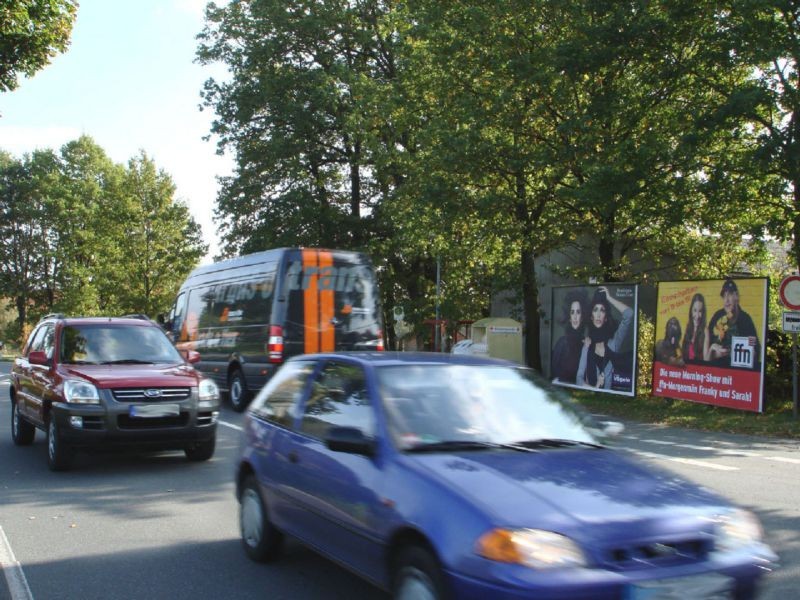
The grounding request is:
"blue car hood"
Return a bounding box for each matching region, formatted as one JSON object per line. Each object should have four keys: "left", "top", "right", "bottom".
{"left": 406, "top": 447, "right": 726, "bottom": 530}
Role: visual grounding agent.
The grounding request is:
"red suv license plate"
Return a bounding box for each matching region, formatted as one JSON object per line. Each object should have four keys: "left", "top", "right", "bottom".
{"left": 129, "top": 404, "right": 180, "bottom": 418}
{"left": 625, "top": 573, "right": 732, "bottom": 599}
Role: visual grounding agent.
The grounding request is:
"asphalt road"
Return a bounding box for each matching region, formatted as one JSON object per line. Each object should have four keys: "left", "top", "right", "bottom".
{"left": 1, "top": 360, "right": 797, "bottom": 599}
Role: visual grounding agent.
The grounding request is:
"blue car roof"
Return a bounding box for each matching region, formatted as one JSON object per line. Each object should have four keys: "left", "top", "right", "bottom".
{"left": 287, "top": 351, "right": 521, "bottom": 368}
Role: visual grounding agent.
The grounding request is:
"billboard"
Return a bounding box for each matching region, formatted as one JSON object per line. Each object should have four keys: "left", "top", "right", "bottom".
{"left": 550, "top": 284, "right": 639, "bottom": 396}
{"left": 652, "top": 278, "right": 768, "bottom": 412}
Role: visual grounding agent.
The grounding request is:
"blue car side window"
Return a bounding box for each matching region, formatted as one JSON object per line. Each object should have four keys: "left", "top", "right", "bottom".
{"left": 249, "top": 360, "right": 316, "bottom": 428}
{"left": 300, "top": 362, "right": 373, "bottom": 440}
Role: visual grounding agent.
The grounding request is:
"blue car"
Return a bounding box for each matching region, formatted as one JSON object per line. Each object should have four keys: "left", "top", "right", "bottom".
{"left": 235, "top": 352, "right": 777, "bottom": 599}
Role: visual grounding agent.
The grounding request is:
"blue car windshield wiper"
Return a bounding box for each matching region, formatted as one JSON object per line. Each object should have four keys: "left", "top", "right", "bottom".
{"left": 405, "top": 440, "right": 539, "bottom": 453}
{"left": 511, "top": 438, "right": 605, "bottom": 450}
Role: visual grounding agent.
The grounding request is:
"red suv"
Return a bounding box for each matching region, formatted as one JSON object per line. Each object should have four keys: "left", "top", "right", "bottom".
{"left": 10, "top": 314, "right": 220, "bottom": 471}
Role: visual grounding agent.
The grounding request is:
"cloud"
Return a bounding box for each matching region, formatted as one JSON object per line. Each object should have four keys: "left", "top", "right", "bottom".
{"left": 172, "top": 0, "right": 215, "bottom": 17}
{"left": 0, "top": 125, "right": 83, "bottom": 156}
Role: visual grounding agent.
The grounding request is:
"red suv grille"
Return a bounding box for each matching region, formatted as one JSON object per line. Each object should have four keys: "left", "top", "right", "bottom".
{"left": 112, "top": 388, "right": 192, "bottom": 402}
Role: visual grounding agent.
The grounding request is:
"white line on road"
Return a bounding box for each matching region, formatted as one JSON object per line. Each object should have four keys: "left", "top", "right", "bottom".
{"left": 218, "top": 420, "right": 243, "bottom": 432}
{"left": 762, "top": 456, "right": 800, "bottom": 465}
{"left": 629, "top": 450, "right": 740, "bottom": 471}
{"left": 625, "top": 436, "right": 800, "bottom": 465}
{"left": 633, "top": 438, "right": 761, "bottom": 457}
{"left": 0, "top": 526, "right": 33, "bottom": 600}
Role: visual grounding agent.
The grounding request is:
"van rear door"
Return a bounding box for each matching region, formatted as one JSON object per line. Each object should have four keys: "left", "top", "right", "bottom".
{"left": 282, "top": 249, "right": 382, "bottom": 357}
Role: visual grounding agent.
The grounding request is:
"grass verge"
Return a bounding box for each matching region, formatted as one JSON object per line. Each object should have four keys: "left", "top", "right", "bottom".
{"left": 574, "top": 390, "right": 800, "bottom": 439}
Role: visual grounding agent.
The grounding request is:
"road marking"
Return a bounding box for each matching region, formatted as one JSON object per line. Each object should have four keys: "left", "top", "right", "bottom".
{"left": 633, "top": 438, "right": 760, "bottom": 457}
{"left": 625, "top": 436, "right": 800, "bottom": 465}
{"left": 219, "top": 420, "right": 243, "bottom": 432}
{"left": 629, "top": 450, "right": 739, "bottom": 471}
{"left": 0, "top": 526, "right": 33, "bottom": 600}
{"left": 763, "top": 456, "right": 800, "bottom": 465}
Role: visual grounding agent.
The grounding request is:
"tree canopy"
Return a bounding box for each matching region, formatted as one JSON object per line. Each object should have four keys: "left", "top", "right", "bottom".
{"left": 198, "top": 0, "right": 795, "bottom": 365}
{"left": 0, "top": 137, "right": 206, "bottom": 340}
{"left": 0, "top": 0, "right": 78, "bottom": 93}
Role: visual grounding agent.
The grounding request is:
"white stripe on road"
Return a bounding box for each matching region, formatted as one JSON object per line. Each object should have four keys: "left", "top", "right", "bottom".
{"left": 0, "top": 526, "right": 33, "bottom": 600}
{"left": 218, "top": 420, "right": 242, "bottom": 432}
{"left": 630, "top": 450, "right": 740, "bottom": 471}
{"left": 762, "top": 456, "right": 800, "bottom": 465}
{"left": 633, "top": 438, "right": 761, "bottom": 457}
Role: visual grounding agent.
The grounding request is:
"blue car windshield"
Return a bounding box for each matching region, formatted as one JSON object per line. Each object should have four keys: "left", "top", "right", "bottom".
{"left": 60, "top": 324, "right": 184, "bottom": 365}
{"left": 377, "top": 365, "right": 599, "bottom": 450}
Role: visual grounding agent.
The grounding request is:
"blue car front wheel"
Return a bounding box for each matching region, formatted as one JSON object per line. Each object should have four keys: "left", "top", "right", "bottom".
{"left": 393, "top": 546, "right": 448, "bottom": 600}
{"left": 240, "top": 475, "right": 283, "bottom": 562}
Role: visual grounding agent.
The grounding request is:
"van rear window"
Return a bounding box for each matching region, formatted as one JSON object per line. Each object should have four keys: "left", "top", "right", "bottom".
{"left": 189, "top": 274, "right": 276, "bottom": 330}
{"left": 284, "top": 260, "right": 373, "bottom": 292}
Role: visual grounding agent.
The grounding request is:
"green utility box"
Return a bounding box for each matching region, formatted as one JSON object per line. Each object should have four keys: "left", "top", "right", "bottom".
{"left": 470, "top": 318, "right": 524, "bottom": 363}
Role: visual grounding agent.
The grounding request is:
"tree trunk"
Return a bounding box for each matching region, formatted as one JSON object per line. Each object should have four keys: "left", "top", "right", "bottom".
{"left": 793, "top": 183, "right": 800, "bottom": 273}
{"left": 521, "top": 244, "right": 541, "bottom": 371}
{"left": 15, "top": 295, "right": 27, "bottom": 337}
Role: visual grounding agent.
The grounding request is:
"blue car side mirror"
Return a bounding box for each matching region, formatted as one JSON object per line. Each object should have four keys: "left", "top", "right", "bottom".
{"left": 325, "top": 426, "right": 375, "bottom": 457}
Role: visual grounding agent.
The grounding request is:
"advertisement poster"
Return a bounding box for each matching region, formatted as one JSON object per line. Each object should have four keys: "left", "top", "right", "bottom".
{"left": 652, "top": 278, "right": 768, "bottom": 413}
{"left": 550, "top": 284, "right": 639, "bottom": 397}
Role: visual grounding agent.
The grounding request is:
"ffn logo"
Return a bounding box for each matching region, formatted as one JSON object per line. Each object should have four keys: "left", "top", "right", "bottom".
{"left": 730, "top": 336, "right": 754, "bottom": 369}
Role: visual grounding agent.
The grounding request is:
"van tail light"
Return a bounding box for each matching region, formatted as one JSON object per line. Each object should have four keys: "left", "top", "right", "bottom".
{"left": 267, "top": 325, "right": 284, "bottom": 363}
{"left": 377, "top": 330, "right": 384, "bottom": 352}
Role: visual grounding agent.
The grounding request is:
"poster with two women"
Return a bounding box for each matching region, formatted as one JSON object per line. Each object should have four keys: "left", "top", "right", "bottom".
{"left": 652, "top": 278, "right": 768, "bottom": 413}
{"left": 550, "top": 284, "right": 639, "bottom": 396}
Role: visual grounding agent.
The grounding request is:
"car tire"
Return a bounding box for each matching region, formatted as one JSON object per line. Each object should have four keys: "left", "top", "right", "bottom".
{"left": 240, "top": 475, "right": 283, "bottom": 562}
{"left": 228, "top": 368, "right": 251, "bottom": 412}
{"left": 11, "top": 399, "right": 35, "bottom": 446}
{"left": 47, "top": 417, "right": 73, "bottom": 472}
{"left": 185, "top": 435, "right": 216, "bottom": 462}
{"left": 392, "top": 545, "right": 448, "bottom": 600}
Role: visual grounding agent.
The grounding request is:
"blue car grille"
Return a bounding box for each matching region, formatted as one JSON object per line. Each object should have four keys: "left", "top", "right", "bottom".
{"left": 112, "top": 387, "right": 192, "bottom": 402}
{"left": 602, "top": 538, "right": 709, "bottom": 570}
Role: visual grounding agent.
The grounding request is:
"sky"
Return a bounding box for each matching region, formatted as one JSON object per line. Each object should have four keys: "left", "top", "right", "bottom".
{"left": 0, "top": 0, "right": 233, "bottom": 263}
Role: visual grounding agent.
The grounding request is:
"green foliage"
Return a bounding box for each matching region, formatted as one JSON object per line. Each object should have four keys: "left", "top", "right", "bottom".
{"left": 196, "top": 0, "right": 799, "bottom": 370}
{"left": 636, "top": 311, "right": 655, "bottom": 396}
{"left": 0, "top": 0, "right": 78, "bottom": 92}
{"left": 0, "top": 137, "right": 207, "bottom": 328}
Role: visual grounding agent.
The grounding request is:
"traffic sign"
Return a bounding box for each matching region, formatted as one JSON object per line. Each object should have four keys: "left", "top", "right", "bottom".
{"left": 779, "top": 274, "right": 800, "bottom": 310}
{"left": 783, "top": 311, "right": 800, "bottom": 333}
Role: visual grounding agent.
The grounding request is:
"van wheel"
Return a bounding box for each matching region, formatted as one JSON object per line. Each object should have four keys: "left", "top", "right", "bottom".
{"left": 47, "top": 418, "right": 73, "bottom": 472}
{"left": 11, "top": 399, "right": 35, "bottom": 446}
{"left": 229, "top": 369, "right": 251, "bottom": 412}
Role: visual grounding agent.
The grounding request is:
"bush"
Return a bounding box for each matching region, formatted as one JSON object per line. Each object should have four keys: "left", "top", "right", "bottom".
{"left": 636, "top": 311, "right": 655, "bottom": 396}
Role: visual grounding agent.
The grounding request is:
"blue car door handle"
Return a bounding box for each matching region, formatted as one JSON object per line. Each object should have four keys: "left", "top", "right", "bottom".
{"left": 288, "top": 451, "right": 299, "bottom": 464}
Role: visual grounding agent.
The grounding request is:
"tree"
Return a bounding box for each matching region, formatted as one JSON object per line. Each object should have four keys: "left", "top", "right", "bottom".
{"left": 547, "top": 1, "right": 768, "bottom": 282}
{"left": 721, "top": 1, "right": 800, "bottom": 274}
{"left": 113, "top": 152, "right": 207, "bottom": 315}
{"left": 0, "top": 0, "right": 78, "bottom": 93}
{"left": 197, "top": 0, "right": 456, "bottom": 346}
{"left": 0, "top": 137, "right": 208, "bottom": 328}
{"left": 0, "top": 150, "right": 57, "bottom": 333}
{"left": 197, "top": 0, "right": 385, "bottom": 254}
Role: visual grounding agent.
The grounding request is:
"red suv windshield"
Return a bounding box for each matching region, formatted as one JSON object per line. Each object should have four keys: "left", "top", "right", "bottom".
{"left": 60, "top": 324, "right": 183, "bottom": 365}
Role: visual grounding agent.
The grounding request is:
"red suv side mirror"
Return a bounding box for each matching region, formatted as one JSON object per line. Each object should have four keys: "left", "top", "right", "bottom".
{"left": 28, "top": 350, "right": 49, "bottom": 366}
{"left": 185, "top": 350, "right": 201, "bottom": 364}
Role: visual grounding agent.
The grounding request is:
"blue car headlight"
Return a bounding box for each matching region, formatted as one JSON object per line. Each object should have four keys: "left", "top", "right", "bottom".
{"left": 711, "top": 508, "right": 765, "bottom": 554}
{"left": 476, "top": 528, "right": 587, "bottom": 569}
